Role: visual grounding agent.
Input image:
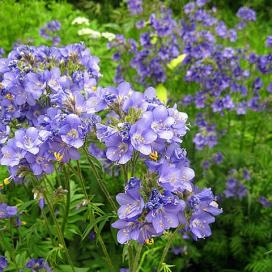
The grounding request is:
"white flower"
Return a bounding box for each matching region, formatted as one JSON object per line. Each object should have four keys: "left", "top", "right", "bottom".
{"left": 78, "top": 28, "right": 101, "bottom": 38}
{"left": 72, "top": 17, "right": 90, "bottom": 25}
{"left": 101, "top": 32, "right": 116, "bottom": 41}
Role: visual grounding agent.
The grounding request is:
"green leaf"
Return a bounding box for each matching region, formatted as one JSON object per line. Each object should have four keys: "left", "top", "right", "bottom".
{"left": 156, "top": 84, "right": 168, "bottom": 104}
{"left": 167, "top": 54, "right": 186, "bottom": 70}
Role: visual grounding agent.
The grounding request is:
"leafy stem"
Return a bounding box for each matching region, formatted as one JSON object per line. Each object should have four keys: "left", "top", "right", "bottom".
{"left": 75, "top": 160, "right": 115, "bottom": 271}
{"left": 61, "top": 165, "right": 71, "bottom": 234}
{"left": 156, "top": 228, "right": 179, "bottom": 272}
{"left": 42, "top": 177, "right": 75, "bottom": 272}
{"left": 132, "top": 243, "right": 143, "bottom": 272}
{"left": 83, "top": 147, "right": 117, "bottom": 211}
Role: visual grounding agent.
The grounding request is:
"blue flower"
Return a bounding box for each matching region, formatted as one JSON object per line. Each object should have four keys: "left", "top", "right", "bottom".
{"left": 0, "top": 203, "right": 17, "bottom": 219}
{"left": 25, "top": 258, "right": 52, "bottom": 272}
{"left": 145, "top": 189, "right": 185, "bottom": 233}
{"left": 0, "top": 256, "right": 8, "bottom": 271}
{"left": 116, "top": 189, "right": 144, "bottom": 221}
{"left": 236, "top": 7, "right": 256, "bottom": 22}
{"left": 60, "top": 114, "right": 84, "bottom": 148}
{"left": 130, "top": 112, "right": 157, "bottom": 155}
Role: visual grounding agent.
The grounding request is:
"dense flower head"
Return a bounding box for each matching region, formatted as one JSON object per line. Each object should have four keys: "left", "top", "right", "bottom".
{"left": 0, "top": 43, "right": 100, "bottom": 179}
{"left": 112, "top": 177, "right": 221, "bottom": 243}
{"left": 105, "top": 81, "right": 221, "bottom": 243}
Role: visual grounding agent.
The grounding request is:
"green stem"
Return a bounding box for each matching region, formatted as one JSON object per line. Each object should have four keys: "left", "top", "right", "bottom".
{"left": 156, "top": 229, "right": 178, "bottom": 272}
{"left": 44, "top": 175, "right": 54, "bottom": 191}
{"left": 76, "top": 160, "right": 115, "bottom": 271}
{"left": 54, "top": 164, "right": 61, "bottom": 187}
{"left": 42, "top": 179, "right": 75, "bottom": 272}
{"left": 76, "top": 161, "right": 88, "bottom": 197}
{"left": 83, "top": 148, "right": 117, "bottom": 211}
{"left": 132, "top": 244, "right": 143, "bottom": 272}
{"left": 9, "top": 219, "right": 19, "bottom": 270}
{"left": 137, "top": 246, "right": 162, "bottom": 272}
{"left": 61, "top": 166, "right": 71, "bottom": 234}
{"left": 131, "top": 152, "right": 139, "bottom": 177}
{"left": 122, "top": 164, "right": 128, "bottom": 183}
{"left": 96, "top": 233, "right": 115, "bottom": 271}
{"left": 227, "top": 111, "right": 231, "bottom": 132}
{"left": 239, "top": 115, "right": 246, "bottom": 152}
{"left": 42, "top": 210, "right": 56, "bottom": 246}
{"left": 128, "top": 242, "right": 134, "bottom": 271}
{"left": 251, "top": 123, "right": 259, "bottom": 153}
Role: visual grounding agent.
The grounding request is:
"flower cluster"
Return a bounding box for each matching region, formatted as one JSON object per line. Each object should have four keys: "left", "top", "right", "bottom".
{"left": 96, "top": 84, "right": 222, "bottom": 243}
{"left": 236, "top": 7, "right": 256, "bottom": 22}
{"left": 0, "top": 43, "right": 100, "bottom": 181}
{"left": 109, "top": 7, "right": 183, "bottom": 85}
{"left": 193, "top": 114, "right": 217, "bottom": 150}
{"left": 224, "top": 169, "right": 250, "bottom": 199}
{"left": 175, "top": 2, "right": 269, "bottom": 115}
{"left": 112, "top": 177, "right": 222, "bottom": 243}
{"left": 224, "top": 178, "right": 247, "bottom": 199}
{"left": 110, "top": 1, "right": 271, "bottom": 116}
{"left": 39, "top": 20, "right": 61, "bottom": 46}
{"left": 25, "top": 258, "right": 52, "bottom": 272}
{"left": 127, "top": 0, "right": 143, "bottom": 16}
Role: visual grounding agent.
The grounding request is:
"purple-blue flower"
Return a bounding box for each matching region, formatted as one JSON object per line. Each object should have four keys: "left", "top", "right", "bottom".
{"left": 127, "top": 0, "right": 143, "bottom": 15}
{"left": 60, "top": 114, "right": 84, "bottom": 148}
{"left": 145, "top": 189, "right": 185, "bottom": 233}
{"left": 130, "top": 112, "right": 157, "bottom": 155}
{"left": 15, "top": 128, "right": 50, "bottom": 155}
{"left": 0, "top": 203, "right": 17, "bottom": 219}
{"left": 0, "top": 256, "right": 8, "bottom": 272}
{"left": 25, "top": 258, "right": 52, "bottom": 272}
{"left": 224, "top": 178, "right": 247, "bottom": 199}
{"left": 236, "top": 7, "right": 256, "bottom": 22}
{"left": 158, "top": 164, "right": 194, "bottom": 193}
{"left": 116, "top": 188, "right": 144, "bottom": 220}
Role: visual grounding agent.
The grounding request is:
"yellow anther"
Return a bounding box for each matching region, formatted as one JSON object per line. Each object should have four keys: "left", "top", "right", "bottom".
{"left": 5, "top": 93, "right": 13, "bottom": 100}
{"left": 92, "top": 86, "right": 97, "bottom": 91}
{"left": 145, "top": 238, "right": 154, "bottom": 245}
{"left": 3, "top": 178, "right": 11, "bottom": 185}
{"left": 149, "top": 151, "right": 158, "bottom": 161}
{"left": 54, "top": 152, "right": 64, "bottom": 162}
{"left": 67, "top": 129, "right": 78, "bottom": 138}
{"left": 21, "top": 221, "right": 27, "bottom": 225}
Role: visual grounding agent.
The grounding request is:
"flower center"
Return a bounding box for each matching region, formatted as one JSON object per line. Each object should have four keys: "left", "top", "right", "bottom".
{"left": 67, "top": 129, "right": 79, "bottom": 139}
